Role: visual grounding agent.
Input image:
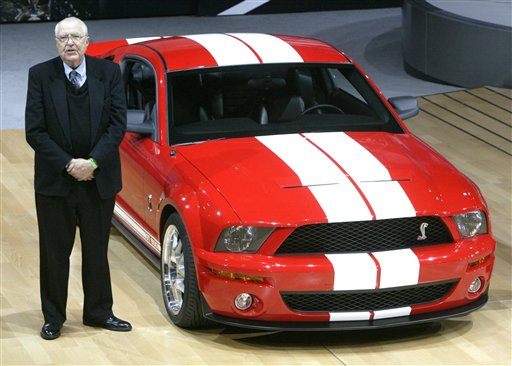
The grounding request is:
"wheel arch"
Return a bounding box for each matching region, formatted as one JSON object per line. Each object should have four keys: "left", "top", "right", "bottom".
{"left": 158, "top": 175, "right": 240, "bottom": 253}
{"left": 160, "top": 204, "right": 178, "bottom": 244}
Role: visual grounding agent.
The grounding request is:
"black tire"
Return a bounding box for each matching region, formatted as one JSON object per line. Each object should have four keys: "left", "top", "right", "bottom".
{"left": 160, "top": 213, "right": 209, "bottom": 328}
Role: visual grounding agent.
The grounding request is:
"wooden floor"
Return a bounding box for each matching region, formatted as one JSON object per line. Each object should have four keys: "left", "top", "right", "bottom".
{"left": 1, "top": 87, "right": 511, "bottom": 366}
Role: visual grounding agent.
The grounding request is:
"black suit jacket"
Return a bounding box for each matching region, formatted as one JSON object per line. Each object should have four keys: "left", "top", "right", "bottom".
{"left": 25, "top": 55, "right": 127, "bottom": 199}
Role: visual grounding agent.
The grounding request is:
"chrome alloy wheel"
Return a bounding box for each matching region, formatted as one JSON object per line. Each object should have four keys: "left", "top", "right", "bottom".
{"left": 161, "top": 224, "right": 185, "bottom": 316}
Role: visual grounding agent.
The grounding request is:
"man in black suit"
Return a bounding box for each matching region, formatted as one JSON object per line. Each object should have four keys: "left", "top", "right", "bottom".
{"left": 25, "top": 16, "right": 131, "bottom": 340}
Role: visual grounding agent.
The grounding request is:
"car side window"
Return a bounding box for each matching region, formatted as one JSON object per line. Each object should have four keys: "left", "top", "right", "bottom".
{"left": 328, "top": 68, "right": 366, "bottom": 103}
{"left": 327, "top": 68, "right": 380, "bottom": 118}
{"left": 122, "top": 59, "right": 158, "bottom": 141}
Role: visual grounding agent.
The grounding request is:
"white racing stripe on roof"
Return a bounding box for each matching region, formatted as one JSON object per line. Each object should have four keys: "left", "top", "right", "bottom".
{"left": 256, "top": 134, "right": 372, "bottom": 223}
{"left": 183, "top": 34, "right": 260, "bottom": 66}
{"left": 126, "top": 37, "right": 161, "bottom": 44}
{"left": 304, "top": 132, "right": 416, "bottom": 220}
{"left": 229, "top": 33, "right": 303, "bottom": 63}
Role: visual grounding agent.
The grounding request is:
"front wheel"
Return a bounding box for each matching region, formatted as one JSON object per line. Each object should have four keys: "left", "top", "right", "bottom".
{"left": 160, "top": 213, "right": 209, "bottom": 328}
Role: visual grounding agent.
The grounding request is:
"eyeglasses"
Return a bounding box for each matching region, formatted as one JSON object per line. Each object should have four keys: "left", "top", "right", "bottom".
{"left": 56, "top": 34, "right": 87, "bottom": 43}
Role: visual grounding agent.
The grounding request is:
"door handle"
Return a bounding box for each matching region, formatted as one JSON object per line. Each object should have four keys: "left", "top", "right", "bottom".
{"left": 147, "top": 194, "right": 153, "bottom": 213}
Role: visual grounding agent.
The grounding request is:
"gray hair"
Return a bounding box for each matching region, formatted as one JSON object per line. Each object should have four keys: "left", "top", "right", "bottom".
{"left": 54, "top": 17, "right": 88, "bottom": 36}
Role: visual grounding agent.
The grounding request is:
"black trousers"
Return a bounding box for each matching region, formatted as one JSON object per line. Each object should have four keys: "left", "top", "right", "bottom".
{"left": 35, "top": 181, "right": 115, "bottom": 325}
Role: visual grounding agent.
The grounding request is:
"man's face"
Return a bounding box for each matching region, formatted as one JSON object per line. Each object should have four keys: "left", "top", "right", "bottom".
{"left": 55, "top": 21, "right": 89, "bottom": 68}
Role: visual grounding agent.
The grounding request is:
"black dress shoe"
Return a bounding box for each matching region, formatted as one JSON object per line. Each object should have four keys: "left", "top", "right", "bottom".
{"left": 40, "top": 323, "right": 61, "bottom": 340}
{"left": 83, "top": 315, "right": 132, "bottom": 332}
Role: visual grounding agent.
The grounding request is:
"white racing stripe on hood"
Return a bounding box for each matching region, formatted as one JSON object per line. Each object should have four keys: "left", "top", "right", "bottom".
{"left": 360, "top": 181, "right": 416, "bottom": 220}
{"left": 183, "top": 34, "right": 260, "bottom": 66}
{"left": 256, "top": 134, "right": 372, "bottom": 222}
{"left": 229, "top": 33, "right": 303, "bottom": 63}
{"left": 304, "top": 132, "right": 391, "bottom": 181}
{"left": 304, "top": 132, "right": 416, "bottom": 220}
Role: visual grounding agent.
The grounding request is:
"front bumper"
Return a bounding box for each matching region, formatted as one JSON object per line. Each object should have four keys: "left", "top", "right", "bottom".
{"left": 194, "top": 235, "right": 495, "bottom": 328}
{"left": 203, "top": 290, "right": 488, "bottom": 331}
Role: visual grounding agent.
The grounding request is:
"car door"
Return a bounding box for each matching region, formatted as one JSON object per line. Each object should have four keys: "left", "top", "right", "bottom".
{"left": 117, "top": 57, "right": 160, "bottom": 245}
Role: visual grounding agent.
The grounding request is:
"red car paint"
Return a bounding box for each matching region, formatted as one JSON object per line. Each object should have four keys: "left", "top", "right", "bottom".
{"left": 87, "top": 34, "right": 495, "bottom": 329}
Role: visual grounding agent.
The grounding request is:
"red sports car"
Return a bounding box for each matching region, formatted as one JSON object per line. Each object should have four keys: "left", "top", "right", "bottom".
{"left": 87, "top": 33, "right": 495, "bottom": 330}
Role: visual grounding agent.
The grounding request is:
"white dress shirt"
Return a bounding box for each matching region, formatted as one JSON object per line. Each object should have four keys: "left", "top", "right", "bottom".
{"left": 63, "top": 59, "right": 87, "bottom": 88}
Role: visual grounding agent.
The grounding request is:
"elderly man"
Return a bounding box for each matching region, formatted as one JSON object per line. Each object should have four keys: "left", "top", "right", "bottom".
{"left": 25, "top": 16, "right": 131, "bottom": 340}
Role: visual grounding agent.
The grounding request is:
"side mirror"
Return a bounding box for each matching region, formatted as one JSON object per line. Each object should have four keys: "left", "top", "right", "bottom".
{"left": 126, "top": 109, "right": 154, "bottom": 136}
{"left": 127, "top": 122, "right": 154, "bottom": 135}
{"left": 388, "top": 96, "right": 419, "bottom": 120}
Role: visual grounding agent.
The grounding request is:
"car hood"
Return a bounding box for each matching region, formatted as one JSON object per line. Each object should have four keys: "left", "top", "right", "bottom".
{"left": 177, "top": 132, "right": 481, "bottom": 224}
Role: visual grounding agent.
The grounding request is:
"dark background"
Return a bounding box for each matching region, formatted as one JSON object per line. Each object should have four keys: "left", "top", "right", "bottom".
{"left": 0, "top": 0, "right": 401, "bottom": 23}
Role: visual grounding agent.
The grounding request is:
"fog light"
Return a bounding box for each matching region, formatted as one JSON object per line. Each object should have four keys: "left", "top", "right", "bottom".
{"left": 234, "top": 293, "right": 253, "bottom": 311}
{"left": 468, "top": 277, "right": 482, "bottom": 294}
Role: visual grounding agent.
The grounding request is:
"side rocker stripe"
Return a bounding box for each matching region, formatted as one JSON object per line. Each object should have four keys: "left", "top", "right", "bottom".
{"left": 114, "top": 203, "right": 161, "bottom": 254}
{"left": 183, "top": 34, "right": 260, "bottom": 66}
{"left": 256, "top": 134, "right": 372, "bottom": 222}
{"left": 229, "top": 33, "right": 304, "bottom": 63}
{"left": 304, "top": 132, "right": 416, "bottom": 219}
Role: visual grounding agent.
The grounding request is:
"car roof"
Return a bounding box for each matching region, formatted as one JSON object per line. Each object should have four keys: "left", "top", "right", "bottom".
{"left": 87, "top": 33, "right": 352, "bottom": 72}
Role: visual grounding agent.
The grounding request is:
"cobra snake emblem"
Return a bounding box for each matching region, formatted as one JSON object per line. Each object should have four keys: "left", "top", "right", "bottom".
{"left": 417, "top": 222, "right": 429, "bottom": 240}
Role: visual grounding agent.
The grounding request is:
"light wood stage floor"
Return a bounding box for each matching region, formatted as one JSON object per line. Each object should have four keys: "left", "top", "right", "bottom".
{"left": 1, "top": 87, "right": 511, "bottom": 365}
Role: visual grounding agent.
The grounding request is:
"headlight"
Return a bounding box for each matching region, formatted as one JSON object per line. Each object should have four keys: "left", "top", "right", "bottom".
{"left": 215, "top": 226, "right": 274, "bottom": 253}
{"left": 453, "top": 210, "right": 488, "bottom": 238}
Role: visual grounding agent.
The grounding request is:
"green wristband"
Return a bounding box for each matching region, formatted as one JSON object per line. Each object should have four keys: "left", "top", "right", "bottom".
{"left": 88, "top": 158, "right": 98, "bottom": 170}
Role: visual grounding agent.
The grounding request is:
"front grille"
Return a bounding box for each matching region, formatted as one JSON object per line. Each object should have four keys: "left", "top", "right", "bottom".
{"left": 281, "top": 280, "right": 457, "bottom": 312}
{"left": 275, "top": 216, "right": 453, "bottom": 255}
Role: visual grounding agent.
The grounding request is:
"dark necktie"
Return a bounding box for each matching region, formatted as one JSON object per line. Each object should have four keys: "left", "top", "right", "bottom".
{"left": 69, "top": 70, "right": 80, "bottom": 90}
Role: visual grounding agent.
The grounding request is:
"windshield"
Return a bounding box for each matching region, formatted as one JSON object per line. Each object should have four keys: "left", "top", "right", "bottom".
{"left": 167, "top": 63, "right": 403, "bottom": 145}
